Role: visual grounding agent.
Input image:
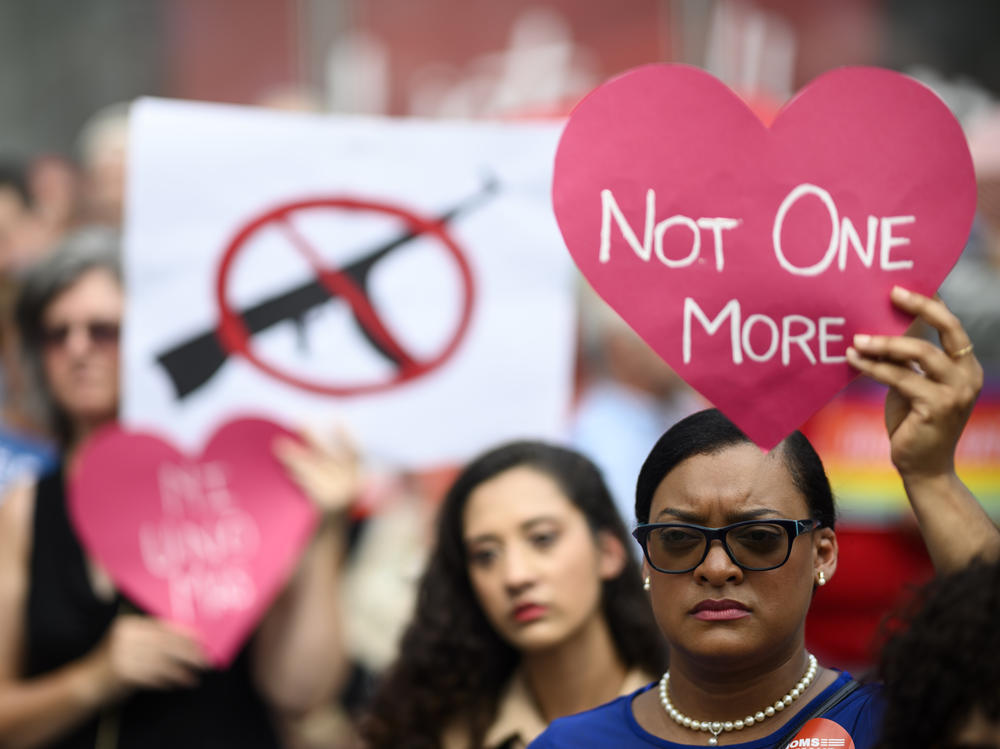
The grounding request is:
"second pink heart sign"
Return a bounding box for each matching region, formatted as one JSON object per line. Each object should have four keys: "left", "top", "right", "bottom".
{"left": 69, "top": 418, "right": 319, "bottom": 666}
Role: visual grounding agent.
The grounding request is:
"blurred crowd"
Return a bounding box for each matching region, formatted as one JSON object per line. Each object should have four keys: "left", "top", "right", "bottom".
{"left": 0, "top": 103, "right": 129, "bottom": 439}
{"left": 0, "top": 89, "right": 997, "bottom": 749}
{"left": 0, "top": 94, "right": 708, "bottom": 749}
{"left": 0, "top": 5, "right": 998, "bottom": 746}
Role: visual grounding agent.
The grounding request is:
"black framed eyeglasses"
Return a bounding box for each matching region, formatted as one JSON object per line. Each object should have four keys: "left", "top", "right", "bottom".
{"left": 632, "top": 519, "right": 821, "bottom": 574}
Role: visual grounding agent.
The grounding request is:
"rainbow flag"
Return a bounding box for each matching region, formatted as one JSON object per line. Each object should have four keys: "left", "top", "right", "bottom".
{"left": 802, "top": 379, "right": 1000, "bottom": 521}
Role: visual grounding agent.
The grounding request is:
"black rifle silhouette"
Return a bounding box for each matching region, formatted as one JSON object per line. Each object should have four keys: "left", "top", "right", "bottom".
{"left": 156, "top": 179, "right": 498, "bottom": 399}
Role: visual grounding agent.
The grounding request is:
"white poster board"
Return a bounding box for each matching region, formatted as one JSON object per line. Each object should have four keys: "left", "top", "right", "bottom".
{"left": 122, "top": 98, "right": 575, "bottom": 468}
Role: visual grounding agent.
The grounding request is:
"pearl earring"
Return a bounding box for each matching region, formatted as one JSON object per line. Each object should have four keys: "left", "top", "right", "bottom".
{"left": 643, "top": 576, "right": 651, "bottom": 591}
{"left": 816, "top": 570, "right": 827, "bottom": 587}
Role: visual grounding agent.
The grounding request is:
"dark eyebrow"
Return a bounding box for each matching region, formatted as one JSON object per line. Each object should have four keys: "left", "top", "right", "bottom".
{"left": 465, "top": 516, "right": 560, "bottom": 546}
{"left": 654, "top": 507, "right": 701, "bottom": 523}
{"left": 520, "top": 516, "right": 559, "bottom": 532}
{"left": 465, "top": 532, "right": 499, "bottom": 547}
{"left": 654, "top": 507, "right": 786, "bottom": 523}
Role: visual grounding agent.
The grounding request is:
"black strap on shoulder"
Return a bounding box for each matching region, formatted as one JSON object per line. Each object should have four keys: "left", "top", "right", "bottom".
{"left": 775, "top": 679, "right": 862, "bottom": 749}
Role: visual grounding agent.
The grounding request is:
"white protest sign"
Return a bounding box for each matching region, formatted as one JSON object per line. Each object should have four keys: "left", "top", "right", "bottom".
{"left": 123, "top": 98, "right": 574, "bottom": 467}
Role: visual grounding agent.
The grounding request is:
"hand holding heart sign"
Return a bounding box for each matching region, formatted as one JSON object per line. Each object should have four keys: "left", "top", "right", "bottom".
{"left": 552, "top": 64, "right": 977, "bottom": 448}
{"left": 848, "top": 286, "right": 983, "bottom": 481}
{"left": 68, "top": 418, "right": 354, "bottom": 669}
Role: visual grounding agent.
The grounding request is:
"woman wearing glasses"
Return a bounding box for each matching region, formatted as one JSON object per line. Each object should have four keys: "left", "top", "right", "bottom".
{"left": 530, "top": 287, "right": 1000, "bottom": 749}
{"left": 0, "top": 228, "right": 351, "bottom": 748}
{"left": 361, "top": 440, "right": 668, "bottom": 749}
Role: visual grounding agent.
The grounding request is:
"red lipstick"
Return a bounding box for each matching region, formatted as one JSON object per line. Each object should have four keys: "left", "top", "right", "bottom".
{"left": 512, "top": 603, "right": 547, "bottom": 623}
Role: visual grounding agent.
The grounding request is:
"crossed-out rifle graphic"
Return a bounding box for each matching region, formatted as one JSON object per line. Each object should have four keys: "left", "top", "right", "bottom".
{"left": 156, "top": 178, "right": 498, "bottom": 399}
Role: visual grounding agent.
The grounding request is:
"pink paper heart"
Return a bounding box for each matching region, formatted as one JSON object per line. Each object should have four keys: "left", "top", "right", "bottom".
{"left": 69, "top": 417, "right": 318, "bottom": 666}
{"left": 553, "top": 64, "right": 976, "bottom": 448}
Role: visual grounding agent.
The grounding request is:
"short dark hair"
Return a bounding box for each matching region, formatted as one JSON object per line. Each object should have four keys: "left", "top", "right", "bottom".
{"left": 877, "top": 560, "right": 1000, "bottom": 748}
{"left": 635, "top": 409, "right": 836, "bottom": 529}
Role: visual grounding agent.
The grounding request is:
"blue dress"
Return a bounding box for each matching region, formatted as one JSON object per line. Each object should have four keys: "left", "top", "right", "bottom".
{"left": 528, "top": 671, "right": 883, "bottom": 749}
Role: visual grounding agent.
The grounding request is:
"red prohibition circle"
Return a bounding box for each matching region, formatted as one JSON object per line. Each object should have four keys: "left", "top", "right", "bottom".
{"left": 215, "top": 197, "right": 476, "bottom": 396}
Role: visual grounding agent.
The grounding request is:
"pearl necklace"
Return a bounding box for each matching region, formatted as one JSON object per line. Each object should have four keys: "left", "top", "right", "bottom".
{"left": 658, "top": 653, "right": 818, "bottom": 745}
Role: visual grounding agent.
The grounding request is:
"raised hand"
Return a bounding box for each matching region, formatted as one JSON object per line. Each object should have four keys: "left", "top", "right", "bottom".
{"left": 846, "top": 286, "right": 997, "bottom": 572}
{"left": 846, "top": 286, "right": 982, "bottom": 480}
{"left": 272, "top": 427, "right": 361, "bottom": 517}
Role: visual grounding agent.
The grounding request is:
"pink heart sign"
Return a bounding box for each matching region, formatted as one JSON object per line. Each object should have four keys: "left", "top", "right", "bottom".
{"left": 69, "top": 417, "right": 319, "bottom": 667}
{"left": 553, "top": 64, "right": 976, "bottom": 448}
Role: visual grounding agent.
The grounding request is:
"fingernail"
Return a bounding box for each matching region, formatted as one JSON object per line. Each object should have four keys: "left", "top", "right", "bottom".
{"left": 845, "top": 346, "right": 860, "bottom": 363}
{"left": 853, "top": 334, "right": 871, "bottom": 347}
{"left": 891, "top": 285, "right": 910, "bottom": 300}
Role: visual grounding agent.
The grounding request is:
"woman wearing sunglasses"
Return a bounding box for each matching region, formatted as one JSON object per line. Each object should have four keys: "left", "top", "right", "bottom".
{"left": 0, "top": 228, "right": 350, "bottom": 748}
{"left": 530, "top": 287, "right": 1000, "bottom": 749}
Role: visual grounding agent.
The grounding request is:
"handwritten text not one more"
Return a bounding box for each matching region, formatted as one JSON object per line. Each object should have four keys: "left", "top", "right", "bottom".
{"left": 598, "top": 184, "right": 916, "bottom": 366}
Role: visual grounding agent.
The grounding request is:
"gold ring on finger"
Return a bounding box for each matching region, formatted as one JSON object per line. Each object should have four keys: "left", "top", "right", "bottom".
{"left": 949, "top": 343, "right": 974, "bottom": 359}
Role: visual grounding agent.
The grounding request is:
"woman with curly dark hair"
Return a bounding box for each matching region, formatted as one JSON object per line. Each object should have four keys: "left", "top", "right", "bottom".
{"left": 360, "top": 440, "right": 668, "bottom": 749}
{"left": 877, "top": 559, "right": 1000, "bottom": 749}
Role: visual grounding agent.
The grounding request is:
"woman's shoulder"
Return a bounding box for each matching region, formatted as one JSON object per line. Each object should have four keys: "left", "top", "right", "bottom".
{"left": 810, "top": 673, "right": 884, "bottom": 745}
{"left": 528, "top": 683, "right": 662, "bottom": 749}
{"left": 777, "top": 671, "right": 884, "bottom": 749}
